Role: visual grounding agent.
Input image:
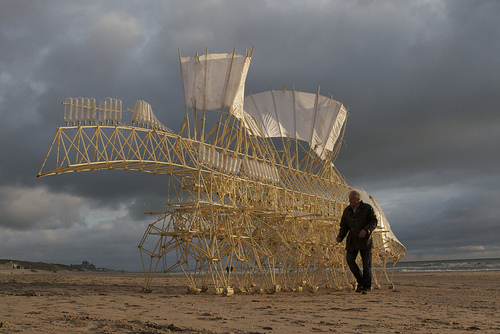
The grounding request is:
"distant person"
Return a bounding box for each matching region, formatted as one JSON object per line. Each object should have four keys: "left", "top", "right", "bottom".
{"left": 336, "top": 190, "right": 378, "bottom": 294}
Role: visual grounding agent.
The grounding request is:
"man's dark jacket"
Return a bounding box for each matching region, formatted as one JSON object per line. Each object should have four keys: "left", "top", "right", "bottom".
{"left": 337, "top": 201, "right": 378, "bottom": 251}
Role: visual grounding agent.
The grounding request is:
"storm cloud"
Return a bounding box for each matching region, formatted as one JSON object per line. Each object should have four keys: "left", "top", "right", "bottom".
{"left": 1, "top": 0, "right": 499, "bottom": 270}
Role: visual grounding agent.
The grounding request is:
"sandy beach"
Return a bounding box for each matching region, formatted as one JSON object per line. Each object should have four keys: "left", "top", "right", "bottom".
{"left": 1, "top": 269, "right": 499, "bottom": 333}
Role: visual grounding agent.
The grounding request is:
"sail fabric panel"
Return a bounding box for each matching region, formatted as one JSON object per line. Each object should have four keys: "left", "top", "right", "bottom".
{"left": 310, "top": 96, "right": 347, "bottom": 158}
{"left": 245, "top": 91, "right": 283, "bottom": 137}
{"left": 180, "top": 53, "right": 251, "bottom": 115}
{"left": 357, "top": 189, "right": 406, "bottom": 261}
{"left": 243, "top": 90, "right": 347, "bottom": 160}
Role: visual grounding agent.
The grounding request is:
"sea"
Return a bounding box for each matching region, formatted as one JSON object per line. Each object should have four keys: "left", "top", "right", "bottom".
{"left": 393, "top": 258, "right": 500, "bottom": 272}
{"left": 159, "top": 258, "right": 500, "bottom": 274}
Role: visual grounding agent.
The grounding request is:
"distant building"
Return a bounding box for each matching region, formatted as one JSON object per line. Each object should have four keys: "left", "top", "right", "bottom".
{"left": 70, "top": 261, "right": 96, "bottom": 271}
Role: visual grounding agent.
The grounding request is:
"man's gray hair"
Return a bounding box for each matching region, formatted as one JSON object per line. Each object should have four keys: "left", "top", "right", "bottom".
{"left": 349, "top": 189, "right": 361, "bottom": 199}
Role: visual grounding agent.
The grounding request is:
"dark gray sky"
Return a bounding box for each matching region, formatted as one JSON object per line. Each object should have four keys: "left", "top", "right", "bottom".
{"left": 1, "top": 0, "right": 499, "bottom": 270}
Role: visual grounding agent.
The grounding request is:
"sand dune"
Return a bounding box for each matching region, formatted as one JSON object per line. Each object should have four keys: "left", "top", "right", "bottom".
{"left": 1, "top": 269, "right": 499, "bottom": 333}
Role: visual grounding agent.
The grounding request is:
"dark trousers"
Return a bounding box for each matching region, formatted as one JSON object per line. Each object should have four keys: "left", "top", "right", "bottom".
{"left": 346, "top": 248, "right": 372, "bottom": 289}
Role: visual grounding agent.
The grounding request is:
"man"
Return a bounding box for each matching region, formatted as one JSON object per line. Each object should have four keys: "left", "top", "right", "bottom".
{"left": 336, "top": 190, "right": 378, "bottom": 294}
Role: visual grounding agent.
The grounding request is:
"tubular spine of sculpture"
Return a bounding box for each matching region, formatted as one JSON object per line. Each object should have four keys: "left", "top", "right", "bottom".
{"left": 38, "top": 47, "right": 406, "bottom": 295}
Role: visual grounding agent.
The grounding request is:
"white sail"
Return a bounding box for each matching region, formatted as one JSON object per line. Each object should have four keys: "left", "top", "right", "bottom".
{"left": 180, "top": 52, "right": 252, "bottom": 115}
{"left": 243, "top": 90, "right": 347, "bottom": 160}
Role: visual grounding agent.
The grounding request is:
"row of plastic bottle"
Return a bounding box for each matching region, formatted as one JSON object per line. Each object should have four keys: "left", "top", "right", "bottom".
{"left": 64, "top": 97, "right": 122, "bottom": 126}
{"left": 242, "top": 158, "right": 280, "bottom": 183}
{"left": 63, "top": 97, "right": 171, "bottom": 132}
{"left": 198, "top": 145, "right": 280, "bottom": 182}
{"left": 198, "top": 145, "right": 242, "bottom": 174}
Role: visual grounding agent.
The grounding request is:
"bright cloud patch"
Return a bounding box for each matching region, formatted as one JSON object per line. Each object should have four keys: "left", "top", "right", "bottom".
{"left": 0, "top": 185, "right": 84, "bottom": 229}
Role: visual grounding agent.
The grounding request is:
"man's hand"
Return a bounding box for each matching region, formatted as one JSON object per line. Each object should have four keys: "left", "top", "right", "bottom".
{"left": 358, "top": 229, "right": 366, "bottom": 238}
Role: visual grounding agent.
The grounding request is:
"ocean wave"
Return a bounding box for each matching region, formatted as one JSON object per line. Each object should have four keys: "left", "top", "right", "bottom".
{"left": 393, "top": 258, "right": 500, "bottom": 272}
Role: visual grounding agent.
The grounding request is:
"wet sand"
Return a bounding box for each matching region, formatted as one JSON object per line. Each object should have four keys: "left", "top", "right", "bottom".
{"left": 1, "top": 269, "right": 499, "bottom": 333}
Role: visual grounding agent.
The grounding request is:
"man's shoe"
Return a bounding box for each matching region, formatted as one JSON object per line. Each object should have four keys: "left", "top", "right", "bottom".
{"left": 355, "top": 285, "right": 363, "bottom": 293}
{"left": 362, "top": 288, "right": 371, "bottom": 294}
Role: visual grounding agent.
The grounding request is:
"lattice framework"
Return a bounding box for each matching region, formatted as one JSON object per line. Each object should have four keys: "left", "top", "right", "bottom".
{"left": 39, "top": 113, "right": 405, "bottom": 294}
{"left": 38, "top": 48, "right": 406, "bottom": 295}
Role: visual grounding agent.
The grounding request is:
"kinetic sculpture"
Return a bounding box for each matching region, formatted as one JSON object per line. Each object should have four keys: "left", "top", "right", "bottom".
{"left": 38, "top": 48, "right": 406, "bottom": 295}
